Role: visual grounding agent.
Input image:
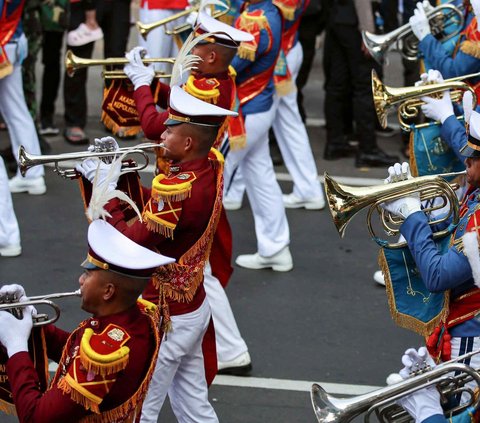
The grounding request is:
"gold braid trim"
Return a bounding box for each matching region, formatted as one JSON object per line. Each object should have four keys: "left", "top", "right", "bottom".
{"left": 153, "top": 159, "right": 224, "bottom": 331}
{"left": 0, "top": 399, "right": 16, "bottom": 416}
{"left": 184, "top": 75, "right": 220, "bottom": 104}
{"left": 58, "top": 375, "right": 101, "bottom": 413}
{"left": 379, "top": 249, "right": 450, "bottom": 336}
{"left": 238, "top": 10, "right": 268, "bottom": 30}
{"left": 460, "top": 40, "right": 480, "bottom": 59}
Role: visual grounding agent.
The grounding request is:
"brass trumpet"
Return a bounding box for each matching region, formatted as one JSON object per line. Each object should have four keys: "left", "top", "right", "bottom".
{"left": 65, "top": 50, "right": 175, "bottom": 78}
{"left": 372, "top": 69, "right": 479, "bottom": 130}
{"left": 362, "top": 2, "right": 464, "bottom": 65}
{"left": 311, "top": 349, "right": 480, "bottom": 423}
{"left": 137, "top": 0, "right": 230, "bottom": 39}
{"left": 0, "top": 290, "right": 81, "bottom": 327}
{"left": 324, "top": 171, "right": 464, "bottom": 248}
{"left": 19, "top": 143, "right": 161, "bottom": 178}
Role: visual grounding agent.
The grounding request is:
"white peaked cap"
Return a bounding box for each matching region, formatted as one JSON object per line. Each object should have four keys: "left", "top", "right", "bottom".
{"left": 82, "top": 220, "right": 175, "bottom": 278}
{"left": 197, "top": 11, "right": 254, "bottom": 44}
{"left": 165, "top": 85, "right": 237, "bottom": 126}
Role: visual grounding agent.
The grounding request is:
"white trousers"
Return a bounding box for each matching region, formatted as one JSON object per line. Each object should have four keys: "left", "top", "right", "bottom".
{"left": 0, "top": 158, "right": 20, "bottom": 247}
{"left": 224, "top": 107, "right": 290, "bottom": 257}
{"left": 0, "top": 38, "right": 43, "bottom": 179}
{"left": 203, "top": 262, "right": 248, "bottom": 362}
{"left": 138, "top": 6, "right": 185, "bottom": 75}
{"left": 140, "top": 298, "right": 218, "bottom": 423}
{"left": 272, "top": 42, "right": 323, "bottom": 200}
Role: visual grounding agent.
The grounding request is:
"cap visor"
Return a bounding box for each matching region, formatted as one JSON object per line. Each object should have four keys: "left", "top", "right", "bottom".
{"left": 81, "top": 258, "right": 100, "bottom": 270}
{"left": 163, "top": 117, "right": 183, "bottom": 126}
{"left": 460, "top": 143, "right": 480, "bottom": 158}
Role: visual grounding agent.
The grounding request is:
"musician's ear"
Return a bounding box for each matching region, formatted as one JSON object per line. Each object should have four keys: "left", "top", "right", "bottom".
{"left": 103, "top": 282, "right": 115, "bottom": 301}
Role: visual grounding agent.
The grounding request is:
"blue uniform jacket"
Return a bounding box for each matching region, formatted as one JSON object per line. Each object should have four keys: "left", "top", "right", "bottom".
{"left": 231, "top": 0, "right": 282, "bottom": 115}
{"left": 419, "top": 26, "right": 480, "bottom": 79}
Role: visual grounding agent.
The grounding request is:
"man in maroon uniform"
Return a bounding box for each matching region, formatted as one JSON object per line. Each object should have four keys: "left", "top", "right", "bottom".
{"left": 76, "top": 86, "right": 237, "bottom": 422}
{"left": 0, "top": 219, "right": 173, "bottom": 422}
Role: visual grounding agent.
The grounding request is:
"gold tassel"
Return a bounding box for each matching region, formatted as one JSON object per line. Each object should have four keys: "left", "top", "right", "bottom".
{"left": 275, "top": 80, "right": 294, "bottom": 97}
{"left": 0, "top": 61, "right": 13, "bottom": 79}
{"left": 0, "top": 399, "right": 17, "bottom": 416}
{"left": 58, "top": 377, "right": 101, "bottom": 414}
{"left": 229, "top": 135, "right": 247, "bottom": 150}
{"left": 273, "top": 3, "right": 295, "bottom": 20}
{"left": 143, "top": 214, "right": 176, "bottom": 238}
{"left": 238, "top": 44, "right": 257, "bottom": 61}
{"left": 408, "top": 131, "right": 419, "bottom": 177}
{"left": 460, "top": 40, "right": 480, "bottom": 59}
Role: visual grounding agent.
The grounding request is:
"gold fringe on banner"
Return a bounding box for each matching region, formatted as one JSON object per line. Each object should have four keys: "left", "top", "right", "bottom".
{"left": 229, "top": 135, "right": 247, "bottom": 150}
{"left": 378, "top": 249, "right": 450, "bottom": 336}
{"left": 275, "top": 79, "right": 294, "bottom": 97}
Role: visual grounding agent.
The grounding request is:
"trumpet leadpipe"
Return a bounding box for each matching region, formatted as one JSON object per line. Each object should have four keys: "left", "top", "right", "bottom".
{"left": 65, "top": 50, "right": 175, "bottom": 77}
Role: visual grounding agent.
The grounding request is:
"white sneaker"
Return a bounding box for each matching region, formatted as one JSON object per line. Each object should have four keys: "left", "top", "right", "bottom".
{"left": 9, "top": 175, "right": 46, "bottom": 195}
{"left": 218, "top": 351, "right": 252, "bottom": 376}
{"left": 283, "top": 193, "right": 325, "bottom": 210}
{"left": 235, "top": 246, "right": 293, "bottom": 272}
{"left": 223, "top": 199, "right": 242, "bottom": 211}
{"left": 373, "top": 270, "right": 385, "bottom": 286}
{"left": 0, "top": 243, "right": 22, "bottom": 257}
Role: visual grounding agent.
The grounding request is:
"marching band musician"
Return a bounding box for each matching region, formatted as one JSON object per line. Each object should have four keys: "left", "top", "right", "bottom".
{"left": 380, "top": 98, "right": 480, "bottom": 403}
{"left": 223, "top": 0, "right": 294, "bottom": 271}
{"left": 76, "top": 87, "right": 236, "bottom": 422}
{"left": 409, "top": 0, "right": 480, "bottom": 80}
{"left": 0, "top": 219, "right": 173, "bottom": 422}
{"left": 123, "top": 14, "right": 254, "bottom": 376}
{"left": 271, "top": 0, "right": 325, "bottom": 211}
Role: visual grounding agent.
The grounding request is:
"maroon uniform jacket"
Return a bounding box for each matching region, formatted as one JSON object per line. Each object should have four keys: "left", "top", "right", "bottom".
{"left": 6, "top": 303, "right": 159, "bottom": 423}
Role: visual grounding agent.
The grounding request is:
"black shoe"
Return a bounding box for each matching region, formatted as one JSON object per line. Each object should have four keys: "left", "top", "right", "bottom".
{"left": 324, "top": 143, "right": 357, "bottom": 160}
{"left": 355, "top": 148, "right": 399, "bottom": 168}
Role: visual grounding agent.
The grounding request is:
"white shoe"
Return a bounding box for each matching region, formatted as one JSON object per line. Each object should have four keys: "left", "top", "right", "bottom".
{"left": 235, "top": 246, "right": 293, "bottom": 272}
{"left": 218, "top": 351, "right": 252, "bottom": 376}
{"left": 223, "top": 199, "right": 242, "bottom": 211}
{"left": 373, "top": 270, "right": 385, "bottom": 286}
{"left": 282, "top": 193, "right": 325, "bottom": 210}
{"left": 9, "top": 176, "right": 46, "bottom": 195}
{"left": 0, "top": 244, "right": 22, "bottom": 257}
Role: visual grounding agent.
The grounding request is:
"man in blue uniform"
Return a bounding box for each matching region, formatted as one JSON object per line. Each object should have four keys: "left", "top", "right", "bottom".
{"left": 223, "top": 0, "right": 293, "bottom": 271}
{"left": 380, "top": 103, "right": 480, "bottom": 400}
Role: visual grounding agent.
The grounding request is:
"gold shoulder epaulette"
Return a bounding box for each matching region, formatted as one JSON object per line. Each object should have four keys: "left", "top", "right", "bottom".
{"left": 184, "top": 75, "right": 220, "bottom": 104}
{"left": 209, "top": 148, "right": 225, "bottom": 165}
{"left": 137, "top": 298, "right": 158, "bottom": 315}
{"left": 228, "top": 65, "right": 237, "bottom": 78}
{"left": 460, "top": 40, "right": 480, "bottom": 59}
{"left": 272, "top": 0, "right": 297, "bottom": 20}
{"left": 79, "top": 324, "right": 131, "bottom": 377}
{"left": 236, "top": 10, "right": 268, "bottom": 61}
{"left": 151, "top": 172, "right": 197, "bottom": 203}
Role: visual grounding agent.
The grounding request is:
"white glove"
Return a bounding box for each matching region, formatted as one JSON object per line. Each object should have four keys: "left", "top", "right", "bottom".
{"left": 0, "top": 305, "right": 34, "bottom": 357}
{"left": 420, "top": 0, "right": 434, "bottom": 14}
{"left": 0, "top": 284, "right": 26, "bottom": 303}
{"left": 472, "top": 0, "right": 480, "bottom": 18}
{"left": 124, "top": 46, "right": 154, "bottom": 90}
{"left": 397, "top": 347, "right": 443, "bottom": 423}
{"left": 384, "top": 162, "right": 412, "bottom": 184}
{"left": 75, "top": 158, "right": 121, "bottom": 192}
{"left": 425, "top": 69, "right": 444, "bottom": 84}
{"left": 409, "top": 3, "right": 431, "bottom": 41}
{"left": 420, "top": 91, "right": 454, "bottom": 123}
{"left": 87, "top": 136, "right": 119, "bottom": 153}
